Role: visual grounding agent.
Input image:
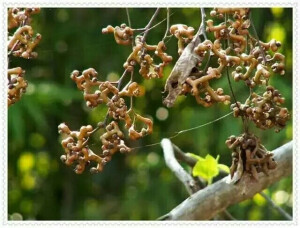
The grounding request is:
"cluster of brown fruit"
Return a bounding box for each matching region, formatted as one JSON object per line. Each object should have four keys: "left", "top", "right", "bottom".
{"left": 226, "top": 133, "right": 277, "bottom": 181}
{"left": 7, "top": 8, "right": 41, "bottom": 107}
{"left": 7, "top": 67, "right": 27, "bottom": 107}
{"left": 103, "top": 25, "right": 173, "bottom": 79}
{"left": 59, "top": 67, "right": 153, "bottom": 173}
{"left": 58, "top": 14, "right": 181, "bottom": 174}
{"left": 58, "top": 121, "right": 132, "bottom": 174}
{"left": 231, "top": 86, "right": 289, "bottom": 132}
{"left": 174, "top": 8, "right": 286, "bottom": 111}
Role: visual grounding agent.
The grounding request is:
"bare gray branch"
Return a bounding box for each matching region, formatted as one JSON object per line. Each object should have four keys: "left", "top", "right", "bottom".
{"left": 161, "top": 139, "right": 200, "bottom": 194}
{"left": 162, "top": 141, "right": 293, "bottom": 220}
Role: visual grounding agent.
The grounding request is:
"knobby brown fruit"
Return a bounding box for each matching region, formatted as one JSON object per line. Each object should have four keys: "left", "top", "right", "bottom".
{"left": 7, "top": 8, "right": 41, "bottom": 107}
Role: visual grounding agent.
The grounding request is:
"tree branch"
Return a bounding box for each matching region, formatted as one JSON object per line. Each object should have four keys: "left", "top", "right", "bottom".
{"left": 163, "top": 8, "right": 170, "bottom": 41}
{"left": 161, "top": 139, "right": 200, "bottom": 194}
{"left": 161, "top": 141, "right": 293, "bottom": 220}
{"left": 142, "top": 8, "right": 160, "bottom": 43}
{"left": 200, "top": 8, "right": 207, "bottom": 40}
{"left": 172, "top": 143, "right": 197, "bottom": 167}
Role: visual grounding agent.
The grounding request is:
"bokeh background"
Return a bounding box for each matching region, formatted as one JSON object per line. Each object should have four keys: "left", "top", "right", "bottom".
{"left": 8, "top": 8, "right": 292, "bottom": 220}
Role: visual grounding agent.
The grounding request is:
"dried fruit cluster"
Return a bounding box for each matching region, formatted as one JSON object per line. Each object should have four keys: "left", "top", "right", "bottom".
{"left": 7, "top": 67, "right": 27, "bottom": 107}
{"left": 171, "top": 8, "right": 287, "bottom": 110}
{"left": 70, "top": 68, "right": 153, "bottom": 137}
{"left": 170, "top": 24, "right": 195, "bottom": 55}
{"left": 8, "top": 25, "right": 41, "bottom": 59}
{"left": 102, "top": 23, "right": 134, "bottom": 45}
{"left": 226, "top": 133, "right": 277, "bottom": 181}
{"left": 8, "top": 8, "right": 40, "bottom": 30}
{"left": 7, "top": 8, "right": 41, "bottom": 107}
{"left": 59, "top": 67, "right": 154, "bottom": 173}
{"left": 59, "top": 15, "right": 175, "bottom": 173}
{"left": 58, "top": 122, "right": 132, "bottom": 174}
{"left": 231, "top": 86, "right": 289, "bottom": 132}
{"left": 103, "top": 24, "right": 173, "bottom": 79}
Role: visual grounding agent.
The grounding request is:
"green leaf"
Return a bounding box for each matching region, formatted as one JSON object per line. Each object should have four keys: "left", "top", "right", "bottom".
{"left": 192, "top": 154, "right": 219, "bottom": 183}
{"left": 191, "top": 154, "right": 230, "bottom": 184}
{"left": 217, "top": 164, "right": 230, "bottom": 173}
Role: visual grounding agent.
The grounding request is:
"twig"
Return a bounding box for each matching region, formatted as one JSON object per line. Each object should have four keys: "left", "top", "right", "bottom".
{"left": 172, "top": 143, "right": 206, "bottom": 189}
{"left": 117, "top": 69, "right": 128, "bottom": 90}
{"left": 172, "top": 143, "right": 197, "bottom": 167}
{"left": 161, "top": 138, "right": 200, "bottom": 195}
{"left": 103, "top": 113, "right": 110, "bottom": 125}
{"left": 226, "top": 67, "right": 248, "bottom": 133}
{"left": 81, "top": 121, "right": 107, "bottom": 147}
{"left": 202, "top": 51, "right": 211, "bottom": 74}
{"left": 142, "top": 8, "right": 161, "bottom": 43}
{"left": 249, "top": 11, "right": 267, "bottom": 65}
{"left": 134, "top": 12, "right": 174, "bottom": 34}
{"left": 125, "top": 8, "right": 132, "bottom": 29}
{"left": 259, "top": 192, "right": 292, "bottom": 220}
{"left": 225, "top": 67, "right": 239, "bottom": 103}
{"left": 129, "top": 71, "right": 134, "bottom": 110}
{"left": 223, "top": 209, "right": 236, "bottom": 220}
{"left": 195, "top": 8, "right": 207, "bottom": 39}
{"left": 225, "top": 13, "right": 230, "bottom": 48}
{"left": 163, "top": 8, "right": 170, "bottom": 41}
{"left": 125, "top": 8, "right": 134, "bottom": 48}
{"left": 200, "top": 8, "right": 207, "bottom": 40}
{"left": 8, "top": 41, "right": 20, "bottom": 56}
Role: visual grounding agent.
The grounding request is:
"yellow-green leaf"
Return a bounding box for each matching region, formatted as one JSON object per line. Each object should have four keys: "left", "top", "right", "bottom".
{"left": 192, "top": 154, "right": 219, "bottom": 182}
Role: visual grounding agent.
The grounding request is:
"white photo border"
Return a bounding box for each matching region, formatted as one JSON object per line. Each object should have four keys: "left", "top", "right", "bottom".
{"left": 1, "top": 0, "right": 299, "bottom": 227}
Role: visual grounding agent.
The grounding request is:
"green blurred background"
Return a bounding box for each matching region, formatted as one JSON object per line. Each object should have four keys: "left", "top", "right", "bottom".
{"left": 8, "top": 8, "right": 292, "bottom": 220}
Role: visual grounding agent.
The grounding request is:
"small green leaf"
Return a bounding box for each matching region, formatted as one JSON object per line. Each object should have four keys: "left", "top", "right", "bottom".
{"left": 192, "top": 154, "right": 219, "bottom": 183}
{"left": 218, "top": 164, "right": 230, "bottom": 173}
{"left": 190, "top": 154, "right": 229, "bottom": 184}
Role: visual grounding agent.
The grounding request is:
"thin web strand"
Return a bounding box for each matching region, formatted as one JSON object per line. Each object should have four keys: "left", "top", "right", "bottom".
{"left": 130, "top": 111, "right": 233, "bottom": 150}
